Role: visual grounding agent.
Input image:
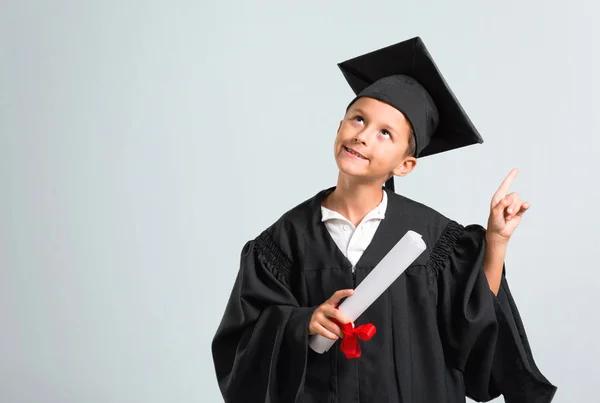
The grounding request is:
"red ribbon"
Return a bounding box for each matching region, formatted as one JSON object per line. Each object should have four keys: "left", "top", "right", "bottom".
{"left": 338, "top": 322, "right": 377, "bottom": 359}
{"left": 331, "top": 306, "right": 376, "bottom": 359}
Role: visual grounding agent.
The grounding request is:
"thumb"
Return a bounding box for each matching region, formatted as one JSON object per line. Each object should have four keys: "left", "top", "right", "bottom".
{"left": 492, "top": 196, "right": 511, "bottom": 215}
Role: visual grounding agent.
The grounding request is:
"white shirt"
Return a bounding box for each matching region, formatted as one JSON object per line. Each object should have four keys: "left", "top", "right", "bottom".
{"left": 321, "top": 191, "right": 388, "bottom": 271}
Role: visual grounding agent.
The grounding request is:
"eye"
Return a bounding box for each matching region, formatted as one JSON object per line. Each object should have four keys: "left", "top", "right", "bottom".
{"left": 380, "top": 129, "right": 392, "bottom": 138}
{"left": 353, "top": 115, "right": 365, "bottom": 124}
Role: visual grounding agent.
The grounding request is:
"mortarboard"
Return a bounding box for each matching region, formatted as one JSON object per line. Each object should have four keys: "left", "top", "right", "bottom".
{"left": 337, "top": 36, "right": 483, "bottom": 191}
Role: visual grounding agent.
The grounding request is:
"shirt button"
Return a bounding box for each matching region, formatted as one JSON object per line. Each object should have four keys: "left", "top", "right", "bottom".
{"left": 343, "top": 225, "right": 350, "bottom": 231}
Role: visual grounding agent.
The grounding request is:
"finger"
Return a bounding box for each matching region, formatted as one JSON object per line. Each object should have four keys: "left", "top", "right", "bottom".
{"left": 493, "top": 168, "right": 519, "bottom": 203}
{"left": 516, "top": 202, "right": 530, "bottom": 217}
{"left": 494, "top": 192, "right": 519, "bottom": 215}
{"left": 320, "top": 305, "right": 351, "bottom": 326}
{"left": 492, "top": 188, "right": 516, "bottom": 209}
{"left": 319, "top": 305, "right": 339, "bottom": 319}
{"left": 505, "top": 196, "right": 522, "bottom": 221}
{"left": 321, "top": 319, "right": 344, "bottom": 338}
{"left": 327, "top": 289, "right": 354, "bottom": 306}
{"left": 504, "top": 192, "right": 517, "bottom": 208}
{"left": 329, "top": 307, "right": 353, "bottom": 326}
{"left": 313, "top": 323, "right": 339, "bottom": 340}
{"left": 309, "top": 311, "right": 337, "bottom": 335}
{"left": 492, "top": 195, "right": 512, "bottom": 215}
{"left": 507, "top": 199, "right": 521, "bottom": 214}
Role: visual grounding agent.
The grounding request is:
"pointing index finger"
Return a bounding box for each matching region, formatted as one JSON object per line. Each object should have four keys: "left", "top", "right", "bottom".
{"left": 494, "top": 168, "right": 519, "bottom": 200}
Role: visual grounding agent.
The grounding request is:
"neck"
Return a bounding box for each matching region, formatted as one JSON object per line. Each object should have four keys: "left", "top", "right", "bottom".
{"left": 323, "top": 174, "right": 387, "bottom": 226}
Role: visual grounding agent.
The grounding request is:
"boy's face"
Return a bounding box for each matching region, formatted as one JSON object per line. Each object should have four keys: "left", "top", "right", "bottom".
{"left": 334, "top": 97, "right": 417, "bottom": 185}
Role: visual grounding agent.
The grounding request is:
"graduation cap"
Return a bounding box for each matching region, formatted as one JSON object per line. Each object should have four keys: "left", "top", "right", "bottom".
{"left": 337, "top": 36, "right": 483, "bottom": 191}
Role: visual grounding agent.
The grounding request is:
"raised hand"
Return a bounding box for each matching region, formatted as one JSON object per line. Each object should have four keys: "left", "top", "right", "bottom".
{"left": 308, "top": 289, "right": 354, "bottom": 340}
{"left": 487, "top": 168, "right": 530, "bottom": 243}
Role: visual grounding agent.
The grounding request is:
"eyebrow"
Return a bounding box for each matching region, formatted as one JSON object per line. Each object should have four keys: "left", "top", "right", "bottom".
{"left": 350, "top": 107, "right": 367, "bottom": 116}
{"left": 350, "top": 107, "right": 399, "bottom": 135}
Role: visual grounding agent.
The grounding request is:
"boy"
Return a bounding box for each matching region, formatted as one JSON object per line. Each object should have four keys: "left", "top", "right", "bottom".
{"left": 211, "top": 37, "right": 556, "bottom": 403}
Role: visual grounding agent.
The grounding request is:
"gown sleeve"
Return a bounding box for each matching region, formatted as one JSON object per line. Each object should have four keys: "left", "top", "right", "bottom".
{"left": 432, "top": 222, "right": 557, "bottom": 403}
{"left": 211, "top": 230, "right": 315, "bottom": 403}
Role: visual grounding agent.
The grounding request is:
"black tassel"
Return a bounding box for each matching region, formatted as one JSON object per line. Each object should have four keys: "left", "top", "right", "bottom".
{"left": 384, "top": 177, "right": 395, "bottom": 192}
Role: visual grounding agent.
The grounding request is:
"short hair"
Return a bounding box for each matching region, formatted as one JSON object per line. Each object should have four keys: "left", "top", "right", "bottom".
{"left": 405, "top": 125, "right": 416, "bottom": 158}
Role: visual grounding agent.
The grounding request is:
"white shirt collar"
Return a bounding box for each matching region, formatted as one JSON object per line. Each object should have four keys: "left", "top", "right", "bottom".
{"left": 321, "top": 189, "right": 388, "bottom": 223}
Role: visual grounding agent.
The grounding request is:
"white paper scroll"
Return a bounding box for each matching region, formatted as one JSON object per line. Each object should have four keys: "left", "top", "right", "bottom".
{"left": 308, "top": 230, "right": 427, "bottom": 354}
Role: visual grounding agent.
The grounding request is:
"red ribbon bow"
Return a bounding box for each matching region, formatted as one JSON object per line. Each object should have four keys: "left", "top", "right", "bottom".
{"left": 332, "top": 317, "right": 377, "bottom": 359}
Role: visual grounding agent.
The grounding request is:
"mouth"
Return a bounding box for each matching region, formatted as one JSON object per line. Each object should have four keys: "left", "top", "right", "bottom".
{"left": 343, "top": 146, "right": 368, "bottom": 160}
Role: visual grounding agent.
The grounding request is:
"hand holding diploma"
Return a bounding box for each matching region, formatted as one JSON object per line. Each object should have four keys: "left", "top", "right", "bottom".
{"left": 309, "top": 230, "right": 427, "bottom": 356}
{"left": 308, "top": 289, "right": 355, "bottom": 340}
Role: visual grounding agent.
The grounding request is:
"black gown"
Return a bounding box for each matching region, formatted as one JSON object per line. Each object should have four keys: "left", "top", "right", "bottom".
{"left": 211, "top": 188, "right": 557, "bottom": 403}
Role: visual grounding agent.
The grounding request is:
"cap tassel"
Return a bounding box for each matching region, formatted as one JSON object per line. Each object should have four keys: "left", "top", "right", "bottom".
{"left": 385, "top": 177, "right": 395, "bottom": 192}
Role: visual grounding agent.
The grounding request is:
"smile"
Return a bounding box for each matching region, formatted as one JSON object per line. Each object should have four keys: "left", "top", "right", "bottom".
{"left": 344, "top": 146, "right": 368, "bottom": 160}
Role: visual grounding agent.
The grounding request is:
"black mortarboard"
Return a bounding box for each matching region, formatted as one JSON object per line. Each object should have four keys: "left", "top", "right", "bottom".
{"left": 337, "top": 36, "right": 483, "bottom": 191}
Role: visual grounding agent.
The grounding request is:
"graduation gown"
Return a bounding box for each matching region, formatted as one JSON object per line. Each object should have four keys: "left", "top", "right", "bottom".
{"left": 211, "top": 188, "right": 557, "bottom": 403}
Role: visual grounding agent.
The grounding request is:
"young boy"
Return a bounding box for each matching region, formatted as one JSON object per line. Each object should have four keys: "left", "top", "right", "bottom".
{"left": 211, "top": 37, "right": 557, "bottom": 403}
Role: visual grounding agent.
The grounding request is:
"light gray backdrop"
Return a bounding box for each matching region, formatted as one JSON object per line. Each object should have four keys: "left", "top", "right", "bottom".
{"left": 1, "top": 0, "right": 597, "bottom": 402}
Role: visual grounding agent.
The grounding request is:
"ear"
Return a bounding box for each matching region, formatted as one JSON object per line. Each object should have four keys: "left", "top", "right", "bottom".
{"left": 392, "top": 157, "right": 417, "bottom": 177}
{"left": 337, "top": 120, "right": 343, "bottom": 133}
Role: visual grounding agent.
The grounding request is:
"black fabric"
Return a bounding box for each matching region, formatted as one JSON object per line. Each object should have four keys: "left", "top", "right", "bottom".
{"left": 211, "top": 188, "right": 557, "bottom": 402}
{"left": 338, "top": 36, "right": 484, "bottom": 158}
{"left": 384, "top": 176, "right": 395, "bottom": 192}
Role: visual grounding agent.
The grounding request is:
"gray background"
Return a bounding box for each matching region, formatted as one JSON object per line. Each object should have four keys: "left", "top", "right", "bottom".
{"left": 1, "top": 0, "right": 597, "bottom": 402}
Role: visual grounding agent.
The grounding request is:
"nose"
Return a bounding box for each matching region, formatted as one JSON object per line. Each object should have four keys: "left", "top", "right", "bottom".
{"left": 354, "top": 129, "right": 369, "bottom": 146}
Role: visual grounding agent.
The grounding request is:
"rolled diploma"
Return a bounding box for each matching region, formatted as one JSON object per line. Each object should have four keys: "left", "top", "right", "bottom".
{"left": 309, "top": 230, "right": 426, "bottom": 354}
